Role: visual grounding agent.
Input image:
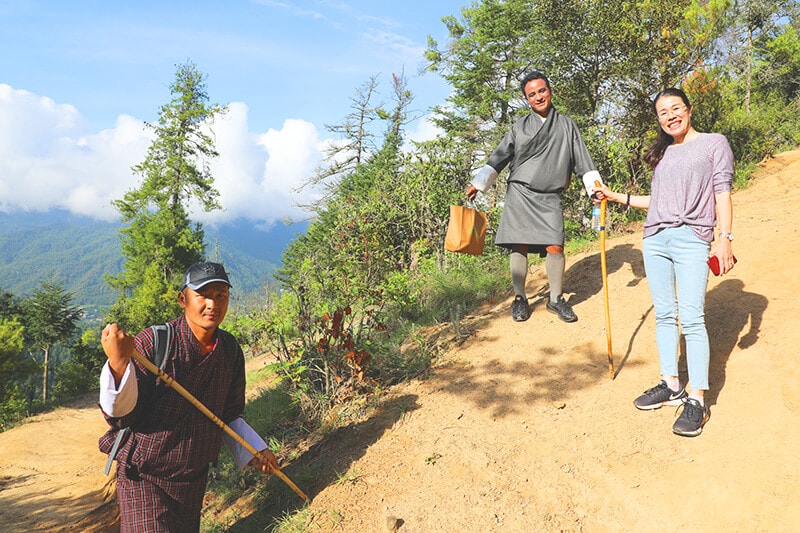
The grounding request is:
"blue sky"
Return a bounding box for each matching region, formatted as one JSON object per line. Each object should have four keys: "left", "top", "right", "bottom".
{"left": 0, "top": 0, "right": 462, "bottom": 228}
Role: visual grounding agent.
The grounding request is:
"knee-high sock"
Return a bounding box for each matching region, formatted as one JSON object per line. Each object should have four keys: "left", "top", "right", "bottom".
{"left": 546, "top": 253, "right": 565, "bottom": 300}
{"left": 510, "top": 251, "right": 528, "bottom": 298}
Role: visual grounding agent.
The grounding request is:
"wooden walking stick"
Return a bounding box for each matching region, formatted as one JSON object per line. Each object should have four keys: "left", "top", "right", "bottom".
{"left": 129, "top": 349, "right": 310, "bottom": 503}
{"left": 595, "top": 181, "right": 615, "bottom": 380}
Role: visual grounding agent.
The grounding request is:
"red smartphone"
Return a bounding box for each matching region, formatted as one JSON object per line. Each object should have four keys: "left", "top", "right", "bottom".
{"left": 707, "top": 255, "right": 737, "bottom": 276}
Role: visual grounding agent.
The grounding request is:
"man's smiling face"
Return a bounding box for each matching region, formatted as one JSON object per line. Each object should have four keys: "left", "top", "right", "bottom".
{"left": 524, "top": 77, "right": 552, "bottom": 118}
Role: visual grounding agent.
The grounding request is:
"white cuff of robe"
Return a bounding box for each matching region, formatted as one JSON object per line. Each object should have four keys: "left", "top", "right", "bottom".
{"left": 581, "top": 170, "right": 602, "bottom": 197}
{"left": 99, "top": 360, "right": 138, "bottom": 417}
{"left": 470, "top": 164, "right": 499, "bottom": 192}
{"left": 223, "top": 418, "right": 269, "bottom": 470}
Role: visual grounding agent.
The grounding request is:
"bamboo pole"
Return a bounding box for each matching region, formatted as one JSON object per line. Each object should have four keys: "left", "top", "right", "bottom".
{"left": 595, "top": 181, "right": 614, "bottom": 380}
{"left": 129, "top": 349, "right": 310, "bottom": 502}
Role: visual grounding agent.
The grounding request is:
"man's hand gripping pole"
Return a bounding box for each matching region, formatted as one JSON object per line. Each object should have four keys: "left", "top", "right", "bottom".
{"left": 129, "top": 349, "right": 310, "bottom": 502}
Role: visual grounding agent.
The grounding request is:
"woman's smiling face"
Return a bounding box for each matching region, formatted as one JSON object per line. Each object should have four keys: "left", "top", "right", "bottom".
{"left": 655, "top": 94, "right": 693, "bottom": 143}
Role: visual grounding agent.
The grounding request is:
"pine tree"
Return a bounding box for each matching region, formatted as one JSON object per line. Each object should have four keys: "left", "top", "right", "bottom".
{"left": 106, "top": 61, "right": 226, "bottom": 332}
{"left": 21, "top": 277, "right": 82, "bottom": 403}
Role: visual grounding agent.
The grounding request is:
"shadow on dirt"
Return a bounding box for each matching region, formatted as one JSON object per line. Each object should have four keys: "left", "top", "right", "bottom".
{"left": 704, "top": 278, "right": 768, "bottom": 406}
{"left": 613, "top": 304, "right": 653, "bottom": 379}
{"left": 515, "top": 242, "right": 646, "bottom": 315}
{"left": 565, "top": 242, "right": 647, "bottom": 308}
{"left": 568, "top": 244, "right": 768, "bottom": 404}
{"left": 225, "top": 393, "right": 420, "bottom": 531}
{"left": 428, "top": 343, "right": 641, "bottom": 419}
{"left": 0, "top": 474, "right": 118, "bottom": 533}
{"left": 638, "top": 277, "right": 767, "bottom": 407}
{"left": 446, "top": 243, "right": 768, "bottom": 415}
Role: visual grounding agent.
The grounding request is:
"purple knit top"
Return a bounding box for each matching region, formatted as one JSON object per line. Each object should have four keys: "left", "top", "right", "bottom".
{"left": 643, "top": 132, "right": 734, "bottom": 242}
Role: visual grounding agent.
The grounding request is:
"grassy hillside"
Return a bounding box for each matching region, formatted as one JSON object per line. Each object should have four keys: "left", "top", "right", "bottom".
{"left": 0, "top": 210, "right": 306, "bottom": 310}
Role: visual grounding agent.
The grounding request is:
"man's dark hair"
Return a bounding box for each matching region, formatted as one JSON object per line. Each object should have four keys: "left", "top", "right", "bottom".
{"left": 520, "top": 71, "right": 551, "bottom": 94}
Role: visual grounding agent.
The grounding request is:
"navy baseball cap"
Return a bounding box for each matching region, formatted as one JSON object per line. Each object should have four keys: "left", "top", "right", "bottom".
{"left": 182, "top": 262, "right": 232, "bottom": 291}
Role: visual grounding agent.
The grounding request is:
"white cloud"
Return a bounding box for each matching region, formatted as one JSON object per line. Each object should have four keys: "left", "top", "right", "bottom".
{"left": 360, "top": 29, "right": 426, "bottom": 64}
{"left": 0, "top": 85, "right": 328, "bottom": 227}
{"left": 200, "top": 103, "right": 325, "bottom": 226}
{"left": 405, "top": 114, "right": 443, "bottom": 146}
{"left": 0, "top": 84, "right": 149, "bottom": 219}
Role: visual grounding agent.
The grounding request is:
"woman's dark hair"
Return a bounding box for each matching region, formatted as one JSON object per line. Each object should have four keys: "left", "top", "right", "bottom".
{"left": 643, "top": 88, "right": 692, "bottom": 168}
{"left": 520, "top": 71, "right": 550, "bottom": 94}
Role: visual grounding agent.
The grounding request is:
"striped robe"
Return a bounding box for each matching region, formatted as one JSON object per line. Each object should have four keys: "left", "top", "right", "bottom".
{"left": 99, "top": 315, "right": 245, "bottom": 532}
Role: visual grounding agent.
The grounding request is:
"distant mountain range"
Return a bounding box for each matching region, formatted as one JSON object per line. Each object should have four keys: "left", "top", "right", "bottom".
{"left": 0, "top": 210, "right": 308, "bottom": 311}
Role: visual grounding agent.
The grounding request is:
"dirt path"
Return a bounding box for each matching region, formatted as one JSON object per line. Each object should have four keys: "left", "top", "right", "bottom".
{"left": 1, "top": 150, "right": 798, "bottom": 532}
{"left": 0, "top": 395, "right": 118, "bottom": 532}
{"left": 297, "top": 149, "right": 800, "bottom": 532}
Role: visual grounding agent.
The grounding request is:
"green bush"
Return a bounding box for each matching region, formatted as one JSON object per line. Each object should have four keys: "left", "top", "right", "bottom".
{"left": 0, "top": 384, "right": 31, "bottom": 431}
{"left": 720, "top": 98, "right": 800, "bottom": 164}
{"left": 51, "top": 358, "right": 96, "bottom": 401}
{"left": 395, "top": 253, "right": 508, "bottom": 325}
{"left": 203, "top": 383, "right": 300, "bottom": 531}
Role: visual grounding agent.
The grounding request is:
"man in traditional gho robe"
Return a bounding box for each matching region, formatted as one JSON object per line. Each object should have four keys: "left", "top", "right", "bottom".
{"left": 98, "top": 262, "right": 280, "bottom": 532}
{"left": 467, "top": 71, "right": 601, "bottom": 323}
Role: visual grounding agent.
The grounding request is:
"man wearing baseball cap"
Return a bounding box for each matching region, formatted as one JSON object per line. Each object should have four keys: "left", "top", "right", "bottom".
{"left": 98, "top": 262, "right": 279, "bottom": 532}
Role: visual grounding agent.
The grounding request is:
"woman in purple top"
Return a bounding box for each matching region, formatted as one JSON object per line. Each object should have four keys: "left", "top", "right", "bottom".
{"left": 595, "top": 88, "right": 735, "bottom": 437}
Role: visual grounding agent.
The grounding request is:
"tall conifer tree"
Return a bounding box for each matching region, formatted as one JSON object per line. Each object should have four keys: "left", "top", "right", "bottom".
{"left": 106, "top": 61, "right": 226, "bottom": 332}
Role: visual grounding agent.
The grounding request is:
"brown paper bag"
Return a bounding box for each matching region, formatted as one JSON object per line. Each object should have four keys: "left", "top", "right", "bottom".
{"left": 445, "top": 204, "right": 487, "bottom": 255}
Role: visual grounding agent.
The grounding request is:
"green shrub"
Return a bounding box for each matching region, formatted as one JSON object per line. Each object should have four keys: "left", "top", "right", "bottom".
{"left": 0, "top": 385, "right": 31, "bottom": 431}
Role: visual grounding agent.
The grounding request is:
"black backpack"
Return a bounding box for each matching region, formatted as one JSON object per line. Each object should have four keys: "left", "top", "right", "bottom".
{"left": 103, "top": 324, "right": 171, "bottom": 475}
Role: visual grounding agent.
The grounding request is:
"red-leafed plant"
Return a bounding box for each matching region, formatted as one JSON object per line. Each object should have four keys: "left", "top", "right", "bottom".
{"left": 267, "top": 295, "right": 389, "bottom": 423}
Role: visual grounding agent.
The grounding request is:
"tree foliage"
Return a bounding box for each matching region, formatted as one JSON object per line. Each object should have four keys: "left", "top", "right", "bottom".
{"left": 305, "top": 75, "right": 382, "bottom": 201}
{"left": 760, "top": 19, "right": 800, "bottom": 101}
{"left": 730, "top": 0, "right": 798, "bottom": 111}
{"left": 0, "top": 289, "right": 23, "bottom": 321}
{"left": 20, "top": 277, "right": 82, "bottom": 403}
{"left": 106, "top": 61, "right": 226, "bottom": 332}
{"left": 425, "top": 0, "right": 543, "bottom": 146}
{"left": 51, "top": 328, "right": 106, "bottom": 401}
{"left": 0, "top": 317, "right": 26, "bottom": 400}
{"left": 278, "top": 74, "right": 474, "bottom": 315}
{"left": 264, "top": 74, "right": 486, "bottom": 421}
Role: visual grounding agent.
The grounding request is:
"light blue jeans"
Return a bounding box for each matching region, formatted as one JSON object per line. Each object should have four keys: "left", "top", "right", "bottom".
{"left": 642, "top": 225, "right": 711, "bottom": 390}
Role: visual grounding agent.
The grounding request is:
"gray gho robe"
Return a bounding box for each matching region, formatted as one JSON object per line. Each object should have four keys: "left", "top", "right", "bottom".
{"left": 472, "top": 107, "right": 599, "bottom": 256}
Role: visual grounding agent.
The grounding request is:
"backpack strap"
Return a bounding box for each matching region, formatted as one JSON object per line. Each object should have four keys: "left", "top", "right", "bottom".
{"left": 103, "top": 324, "right": 171, "bottom": 476}
{"left": 151, "top": 324, "right": 171, "bottom": 370}
{"left": 104, "top": 427, "right": 129, "bottom": 475}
